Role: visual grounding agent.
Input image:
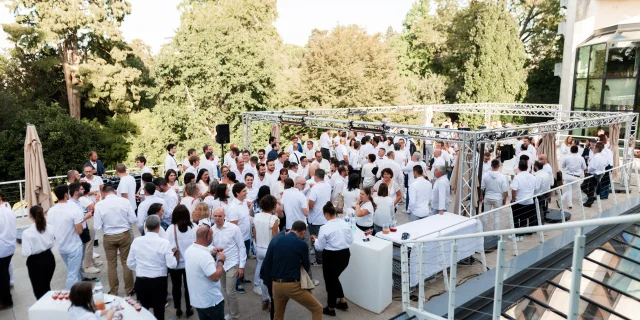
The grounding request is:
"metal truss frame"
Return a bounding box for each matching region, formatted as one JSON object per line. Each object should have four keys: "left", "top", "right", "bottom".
{"left": 242, "top": 104, "right": 639, "bottom": 217}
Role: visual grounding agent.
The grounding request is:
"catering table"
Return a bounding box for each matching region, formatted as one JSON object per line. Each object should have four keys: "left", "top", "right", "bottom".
{"left": 377, "top": 213, "right": 483, "bottom": 288}
{"left": 29, "top": 291, "right": 156, "bottom": 320}
{"left": 339, "top": 228, "right": 393, "bottom": 314}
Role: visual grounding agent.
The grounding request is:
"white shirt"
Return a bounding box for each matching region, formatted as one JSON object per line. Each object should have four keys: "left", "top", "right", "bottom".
{"left": 408, "top": 177, "right": 432, "bottom": 217}
{"left": 342, "top": 188, "right": 360, "bottom": 214}
{"left": 254, "top": 213, "right": 279, "bottom": 248}
{"left": 395, "top": 148, "right": 408, "bottom": 166}
{"left": 376, "top": 159, "right": 403, "bottom": 186}
{"left": 282, "top": 188, "right": 309, "bottom": 229}
{"left": 212, "top": 222, "right": 246, "bottom": 271}
{"left": 117, "top": 174, "right": 137, "bottom": 209}
{"left": 481, "top": 171, "right": 508, "bottom": 202}
{"left": 165, "top": 154, "right": 179, "bottom": 172}
{"left": 227, "top": 198, "right": 251, "bottom": 241}
{"left": 94, "top": 194, "right": 136, "bottom": 236}
{"left": 542, "top": 163, "right": 553, "bottom": 178}
{"left": 314, "top": 219, "right": 353, "bottom": 251}
{"left": 199, "top": 159, "right": 219, "bottom": 181}
{"left": 403, "top": 161, "right": 427, "bottom": 186}
{"left": 254, "top": 174, "right": 274, "bottom": 192}
{"left": 136, "top": 195, "right": 168, "bottom": 234}
{"left": 232, "top": 166, "right": 254, "bottom": 182}
{"left": 372, "top": 196, "right": 394, "bottom": 226}
{"left": 127, "top": 232, "right": 177, "bottom": 277}
{"left": 159, "top": 188, "right": 179, "bottom": 225}
{"left": 361, "top": 163, "right": 376, "bottom": 187}
{"left": 180, "top": 196, "right": 200, "bottom": 214}
{"left": 68, "top": 306, "right": 101, "bottom": 320}
{"left": 320, "top": 132, "right": 331, "bottom": 149}
{"left": 588, "top": 152, "right": 609, "bottom": 175}
{"left": 335, "top": 144, "right": 348, "bottom": 162}
{"left": 348, "top": 150, "right": 361, "bottom": 169}
{"left": 224, "top": 153, "right": 236, "bottom": 167}
{"left": 47, "top": 202, "right": 83, "bottom": 254}
{"left": 534, "top": 170, "right": 553, "bottom": 194}
{"left": 432, "top": 156, "right": 446, "bottom": 168}
{"left": 165, "top": 223, "right": 196, "bottom": 269}
{"left": 511, "top": 171, "right": 536, "bottom": 205}
{"left": 431, "top": 175, "right": 450, "bottom": 211}
{"left": 288, "top": 151, "right": 303, "bottom": 164}
{"left": 313, "top": 159, "right": 331, "bottom": 174}
{"left": 601, "top": 147, "right": 614, "bottom": 166}
{"left": 182, "top": 157, "right": 191, "bottom": 169}
{"left": 0, "top": 204, "right": 16, "bottom": 258}
{"left": 303, "top": 147, "right": 317, "bottom": 160}
{"left": 330, "top": 174, "right": 347, "bottom": 201}
{"left": 21, "top": 223, "right": 54, "bottom": 257}
{"left": 356, "top": 202, "right": 374, "bottom": 227}
{"left": 561, "top": 154, "right": 587, "bottom": 176}
{"left": 360, "top": 143, "right": 377, "bottom": 162}
{"left": 184, "top": 243, "right": 224, "bottom": 309}
{"left": 308, "top": 181, "right": 331, "bottom": 225}
{"left": 84, "top": 175, "right": 104, "bottom": 201}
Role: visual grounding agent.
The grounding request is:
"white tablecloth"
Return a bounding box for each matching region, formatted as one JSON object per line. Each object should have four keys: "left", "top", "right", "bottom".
{"left": 377, "top": 213, "right": 483, "bottom": 287}
{"left": 29, "top": 291, "right": 156, "bottom": 320}
{"left": 339, "top": 229, "right": 393, "bottom": 314}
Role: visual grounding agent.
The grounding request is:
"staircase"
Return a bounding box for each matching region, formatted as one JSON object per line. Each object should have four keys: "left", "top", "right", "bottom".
{"left": 390, "top": 312, "right": 417, "bottom": 320}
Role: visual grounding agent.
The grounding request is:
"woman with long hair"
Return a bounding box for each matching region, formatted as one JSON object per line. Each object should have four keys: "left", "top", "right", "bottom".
{"left": 342, "top": 173, "right": 360, "bottom": 216}
{"left": 312, "top": 202, "right": 353, "bottom": 316}
{"left": 276, "top": 168, "right": 289, "bottom": 199}
{"left": 373, "top": 168, "right": 402, "bottom": 205}
{"left": 372, "top": 183, "right": 394, "bottom": 234}
{"left": 355, "top": 187, "right": 375, "bottom": 232}
{"left": 21, "top": 205, "right": 56, "bottom": 299}
{"left": 165, "top": 205, "right": 196, "bottom": 318}
{"left": 68, "top": 281, "right": 115, "bottom": 320}
{"left": 164, "top": 169, "right": 180, "bottom": 194}
{"left": 203, "top": 180, "right": 220, "bottom": 215}
{"left": 253, "top": 195, "right": 280, "bottom": 311}
{"left": 361, "top": 154, "right": 377, "bottom": 188}
{"left": 561, "top": 136, "right": 573, "bottom": 157}
{"left": 196, "top": 169, "right": 211, "bottom": 199}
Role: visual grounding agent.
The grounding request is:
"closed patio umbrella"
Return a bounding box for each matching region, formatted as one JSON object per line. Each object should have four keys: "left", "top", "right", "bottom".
{"left": 24, "top": 124, "right": 53, "bottom": 212}
{"left": 608, "top": 123, "right": 621, "bottom": 179}
{"left": 270, "top": 123, "right": 281, "bottom": 141}
{"left": 538, "top": 133, "right": 558, "bottom": 176}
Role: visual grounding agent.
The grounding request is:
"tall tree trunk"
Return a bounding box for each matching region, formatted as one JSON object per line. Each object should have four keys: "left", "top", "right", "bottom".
{"left": 60, "top": 41, "right": 81, "bottom": 120}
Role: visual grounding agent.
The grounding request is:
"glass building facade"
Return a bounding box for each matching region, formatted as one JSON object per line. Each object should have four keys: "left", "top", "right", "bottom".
{"left": 572, "top": 24, "right": 640, "bottom": 139}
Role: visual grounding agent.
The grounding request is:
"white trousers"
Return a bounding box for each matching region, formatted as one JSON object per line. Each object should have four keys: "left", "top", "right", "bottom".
{"left": 562, "top": 174, "right": 580, "bottom": 208}
{"left": 254, "top": 246, "right": 270, "bottom": 301}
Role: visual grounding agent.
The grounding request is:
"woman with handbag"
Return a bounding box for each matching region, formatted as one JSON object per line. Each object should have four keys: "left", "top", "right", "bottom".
{"left": 165, "top": 205, "right": 196, "bottom": 318}
{"left": 253, "top": 195, "right": 280, "bottom": 311}
{"left": 311, "top": 202, "right": 353, "bottom": 317}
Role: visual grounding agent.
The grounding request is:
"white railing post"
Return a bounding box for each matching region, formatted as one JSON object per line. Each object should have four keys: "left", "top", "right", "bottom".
{"left": 610, "top": 171, "right": 618, "bottom": 205}
{"left": 625, "top": 170, "right": 631, "bottom": 199}
{"left": 448, "top": 240, "right": 458, "bottom": 320}
{"left": 578, "top": 190, "right": 586, "bottom": 220}
{"left": 476, "top": 218, "right": 488, "bottom": 272}
{"left": 418, "top": 243, "right": 425, "bottom": 312}
{"left": 508, "top": 207, "right": 518, "bottom": 256}
{"left": 634, "top": 163, "right": 640, "bottom": 193}
{"left": 558, "top": 191, "right": 566, "bottom": 223}
{"left": 534, "top": 197, "right": 544, "bottom": 243}
{"left": 401, "top": 244, "right": 410, "bottom": 311}
{"left": 439, "top": 241, "right": 450, "bottom": 291}
{"left": 568, "top": 228, "right": 586, "bottom": 320}
{"left": 18, "top": 181, "right": 24, "bottom": 216}
{"left": 492, "top": 237, "right": 506, "bottom": 320}
{"left": 596, "top": 194, "right": 602, "bottom": 213}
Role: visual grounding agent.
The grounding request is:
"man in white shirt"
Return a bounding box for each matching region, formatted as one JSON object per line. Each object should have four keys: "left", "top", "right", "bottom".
{"left": 81, "top": 164, "right": 103, "bottom": 202}
{"left": 514, "top": 144, "right": 535, "bottom": 173}
{"left": 184, "top": 225, "right": 226, "bottom": 319}
{"left": 275, "top": 152, "right": 287, "bottom": 172}
{"left": 359, "top": 136, "right": 376, "bottom": 163}
{"left": 286, "top": 137, "right": 300, "bottom": 155}
{"left": 407, "top": 166, "right": 432, "bottom": 221}
{"left": 115, "top": 163, "right": 137, "bottom": 210}
{"left": 585, "top": 142, "right": 609, "bottom": 206}
{"left": 0, "top": 190, "right": 16, "bottom": 307}
{"left": 183, "top": 148, "right": 197, "bottom": 172}
{"left": 224, "top": 146, "right": 240, "bottom": 169}
{"left": 153, "top": 177, "right": 179, "bottom": 226}
{"left": 254, "top": 163, "right": 273, "bottom": 191}
{"left": 298, "top": 156, "right": 310, "bottom": 179}
{"left": 127, "top": 215, "right": 177, "bottom": 320}
{"left": 395, "top": 138, "right": 410, "bottom": 166}
{"left": 349, "top": 141, "right": 362, "bottom": 176}
{"left": 330, "top": 165, "right": 348, "bottom": 202}
{"left": 335, "top": 137, "right": 348, "bottom": 165}
{"left": 432, "top": 149, "right": 446, "bottom": 168}
{"left": 164, "top": 143, "right": 179, "bottom": 173}
{"left": 561, "top": 145, "right": 587, "bottom": 209}
{"left": 481, "top": 152, "right": 491, "bottom": 177}
{"left": 200, "top": 152, "right": 220, "bottom": 182}
{"left": 265, "top": 137, "right": 277, "bottom": 155}
{"left": 136, "top": 183, "right": 168, "bottom": 234}
{"left": 510, "top": 160, "right": 537, "bottom": 238}
{"left": 403, "top": 152, "right": 427, "bottom": 211}
{"left": 307, "top": 169, "right": 331, "bottom": 265}
{"left": 533, "top": 161, "right": 553, "bottom": 215}
{"left": 69, "top": 182, "right": 102, "bottom": 276}
{"left": 49, "top": 184, "right": 92, "bottom": 289}
{"left": 287, "top": 162, "right": 300, "bottom": 180}
{"left": 94, "top": 185, "right": 136, "bottom": 296}
{"left": 288, "top": 146, "right": 304, "bottom": 165}
{"left": 135, "top": 155, "right": 153, "bottom": 174}
{"left": 480, "top": 159, "right": 508, "bottom": 231}
{"left": 303, "top": 140, "right": 317, "bottom": 160}
{"left": 232, "top": 157, "right": 254, "bottom": 182}
{"left": 319, "top": 129, "right": 332, "bottom": 160}
{"left": 538, "top": 154, "right": 553, "bottom": 178}
{"left": 311, "top": 151, "right": 331, "bottom": 174}
{"left": 431, "top": 166, "right": 450, "bottom": 216}
{"left": 211, "top": 207, "right": 246, "bottom": 320}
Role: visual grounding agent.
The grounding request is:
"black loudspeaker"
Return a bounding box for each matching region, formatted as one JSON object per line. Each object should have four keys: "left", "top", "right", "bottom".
{"left": 216, "top": 124, "right": 230, "bottom": 144}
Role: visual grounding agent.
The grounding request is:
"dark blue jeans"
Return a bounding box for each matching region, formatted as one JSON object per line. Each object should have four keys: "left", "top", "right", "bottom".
{"left": 196, "top": 301, "right": 225, "bottom": 320}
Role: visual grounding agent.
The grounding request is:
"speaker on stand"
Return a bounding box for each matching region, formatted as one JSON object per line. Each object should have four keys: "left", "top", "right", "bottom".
{"left": 216, "top": 124, "right": 230, "bottom": 162}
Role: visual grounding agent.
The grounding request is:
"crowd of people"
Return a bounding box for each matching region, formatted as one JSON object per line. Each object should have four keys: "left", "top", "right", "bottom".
{"left": 0, "top": 120, "right": 626, "bottom": 320}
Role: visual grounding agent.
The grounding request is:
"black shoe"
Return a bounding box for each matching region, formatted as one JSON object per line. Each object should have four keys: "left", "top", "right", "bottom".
{"left": 583, "top": 202, "right": 592, "bottom": 208}
{"left": 323, "top": 307, "right": 336, "bottom": 316}
{"left": 336, "top": 301, "right": 349, "bottom": 310}
{"left": 311, "top": 261, "right": 322, "bottom": 266}
{"left": 94, "top": 239, "right": 99, "bottom": 247}
{"left": 186, "top": 308, "right": 194, "bottom": 318}
{"left": 241, "top": 279, "right": 252, "bottom": 284}
{"left": 176, "top": 309, "right": 183, "bottom": 318}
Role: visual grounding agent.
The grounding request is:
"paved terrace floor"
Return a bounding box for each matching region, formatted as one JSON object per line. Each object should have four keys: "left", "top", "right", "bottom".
{"left": 3, "top": 186, "right": 638, "bottom": 320}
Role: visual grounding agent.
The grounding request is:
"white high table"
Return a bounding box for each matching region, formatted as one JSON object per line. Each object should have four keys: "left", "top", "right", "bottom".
{"left": 29, "top": 291, "right": 156, "bottom": 320}
{"left": 377, "top": 213, "right": 484, "bottom": 288}
{"left": 339, "top": 228, "right": 393, "bottom": 314}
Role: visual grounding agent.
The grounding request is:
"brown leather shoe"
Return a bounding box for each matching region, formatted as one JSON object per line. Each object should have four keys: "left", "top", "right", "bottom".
{"left": 262, "top": 300, "right": 270, "bottom": 311}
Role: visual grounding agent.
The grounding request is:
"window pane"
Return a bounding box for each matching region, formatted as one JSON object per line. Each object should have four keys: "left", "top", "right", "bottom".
{"left": 587, "top": 79, "right": 603, "bottom": 110}
{"left": 589, "top": 43, "right": 607, "bottom": 78}
{"left": 576, "top": 46, "right": 591, "bottom": 78}
{"left": 574, "top": 79, "right": 587, "bottom": 109}
{"left": 610, "top": 31, "right": 640, "bottom": 42}
{"left": 603, "top": 78, "right": 637, "bottom": 111}
{"left": 625, "top": 224, "right": 640, "bottom": 236}
{"left": 607, "top": 40, "right": 640, "bottom": 77}
{"left": 503, "top": 297, "right": 564, "bottom": 320}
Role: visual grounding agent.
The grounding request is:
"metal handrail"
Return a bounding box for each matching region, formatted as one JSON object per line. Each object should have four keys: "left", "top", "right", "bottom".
{"left": 0, "top": 165, "right": 166, "bottom": 185}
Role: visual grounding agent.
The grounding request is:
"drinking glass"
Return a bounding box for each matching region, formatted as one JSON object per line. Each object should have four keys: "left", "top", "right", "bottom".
{"left": 382, "top": 223, "right": 390, "bottom": 234}
{"left": 390, "top": 220, "right": 397, "bottom": 232}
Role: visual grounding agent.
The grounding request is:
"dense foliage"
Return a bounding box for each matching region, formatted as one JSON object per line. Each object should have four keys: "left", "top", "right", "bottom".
{"left": 0, "top": 0, "right": 564, "bottom": 181}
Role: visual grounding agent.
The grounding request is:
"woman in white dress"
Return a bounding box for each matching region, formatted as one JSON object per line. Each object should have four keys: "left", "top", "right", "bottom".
{"left": 361, "top": 154, "right": 377, "bottom": 188}
{"left": 560, "top": 136, "right": 573, "bottom": 158}
{"left": 195, "top": 169, "right": 211, "bottom": 199}
{"left": 253, "top": 195, "right": 280, "bottom": 310}
{"left": 68, "top": 282, "right": 115, "bottom": 320}
{"left": 372, "top": 183, "right": 394, "bottom": 234}
{"left": 164, "top": 169, "right": 180, "bottom": 195}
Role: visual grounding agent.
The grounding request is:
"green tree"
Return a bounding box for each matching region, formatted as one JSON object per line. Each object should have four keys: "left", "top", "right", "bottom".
{"left": 296, "top": 25, "right": 401, "bottom": 109}
{"left": 509, "top": 0, "right": 563, "bottom": 63}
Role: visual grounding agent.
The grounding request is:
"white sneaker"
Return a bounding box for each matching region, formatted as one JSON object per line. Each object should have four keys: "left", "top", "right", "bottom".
{"left": 93, "top": 252, "right": 100, "bottom": 259}
{"left": 518, "top": 236, "right": 524, "bottom": 242}
{"left": 167, "top": 293, "right": 173, "bottom": 301}
{"left": 507, "top": 235, "right": 514, "bottom": 240}
{"left": 313, "top": 280, "right": 320, "bottom": 286}
{"left": 84, "top": 266, "right": 100, "bottom": 274}
{"left": 253, "top": 286, "right": 262, "bottom": 296}
{"left": 225, "top": 314, "right": 231, "bottom": 320}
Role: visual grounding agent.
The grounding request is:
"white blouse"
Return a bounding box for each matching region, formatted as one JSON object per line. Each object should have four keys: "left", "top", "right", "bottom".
{"left": 372, "top": 196, "right": 394, "bottom": 226}
{"left": 355, "top": 202, "right": 374, "bottom": 227}
{"left": 342, "top": 188, "right": 360, "bottom": 214}
{"left": 254, "top": 213, "right": 279, "bottom": 249}
{"left": 21, "top": 223, "right": 54, "bottom": 257}
{"left": 67, "top": 306, "right": 101, "bottom": 320}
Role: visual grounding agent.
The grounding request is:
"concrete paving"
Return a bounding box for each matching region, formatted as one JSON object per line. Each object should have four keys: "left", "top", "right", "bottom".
{"left": 3, "top": 189, "right": 635, "bottom": 320}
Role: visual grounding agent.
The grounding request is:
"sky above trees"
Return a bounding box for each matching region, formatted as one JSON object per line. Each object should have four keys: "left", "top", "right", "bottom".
{"left": 0, "top": 0, "right": 415, "bottom": 53}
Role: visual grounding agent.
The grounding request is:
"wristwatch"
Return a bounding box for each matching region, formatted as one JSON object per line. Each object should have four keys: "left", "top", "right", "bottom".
{"left": 218, "top": 260, "right": 225, "bottom": 265}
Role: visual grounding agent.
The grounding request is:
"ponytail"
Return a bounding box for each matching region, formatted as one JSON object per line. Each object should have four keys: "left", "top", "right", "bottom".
{"left": 30, "top": 205, "right": 46, "bottom": 233}
{"left": 362, "top": 187, "right": 376, "bottom": 211}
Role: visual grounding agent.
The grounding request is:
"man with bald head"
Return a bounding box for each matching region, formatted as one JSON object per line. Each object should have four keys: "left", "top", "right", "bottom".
{"left": 184, "top": 225, "right": 227, "bottom": 319}
{"left": 538, "top": 154, "right": 553, "bottom": 178}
